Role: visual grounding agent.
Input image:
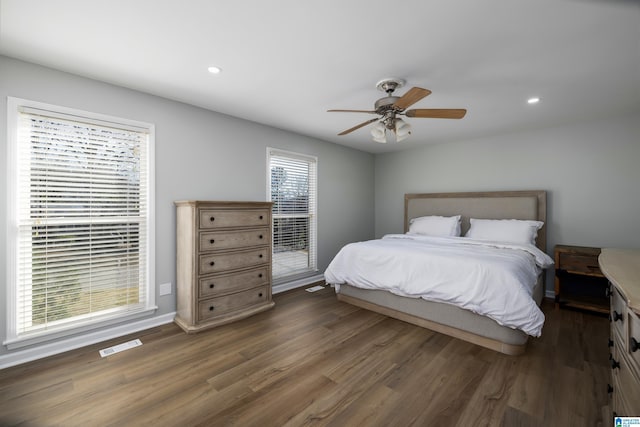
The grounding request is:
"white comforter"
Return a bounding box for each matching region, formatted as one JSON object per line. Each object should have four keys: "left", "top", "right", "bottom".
{"left": 324, "top": 234, "right": 554, "bottom": 337}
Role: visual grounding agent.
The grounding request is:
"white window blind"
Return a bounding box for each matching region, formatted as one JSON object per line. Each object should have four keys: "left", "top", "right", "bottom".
{"left": 268, "top": 148, "right": 317, "bottom": 281}
{"left": 6, "top": 98, "right": 155, "bottom": 346}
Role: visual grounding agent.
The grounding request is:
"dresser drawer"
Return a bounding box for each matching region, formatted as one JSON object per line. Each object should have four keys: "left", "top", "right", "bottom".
{"left": 611, "top": 373, "right": 630, "bottom": 417}
{"left": 627, "top": 308, "right": 640, "bottom": 380}
{"left": 198, "top": 285, "right": 270, "bottom": 321}
{"left": 199, "top": 228, "right": 269, "bottom": 252}
{"left": 612, "top": 347, "right": 640, "bottom": 416}
{"left": 199, "top": 247, "right": 269, "bottom": 275}
{"left": 612, "top": 387, "right": 624, "bottom": 418}
{"left": 612, "top": 287, "right": 627, "bottom": 342}
{"left": 199, "top": 209, "right": 270, "bottom": 229}
{"left": 199, "top": 266, "right": 269, "bottom": 298}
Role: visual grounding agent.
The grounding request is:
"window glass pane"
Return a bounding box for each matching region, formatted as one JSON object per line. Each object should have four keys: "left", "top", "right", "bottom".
{"left": 8, "top": 99, "right": 154, "bottom": 343}
{"left": 270, "top": 158, "right": 310, "bottom": 215}
{"left": 268, "top": 149, "right": 317, "bottom": 280}
{"left": 273, "top": 217, "right": 309, "bottom": 253}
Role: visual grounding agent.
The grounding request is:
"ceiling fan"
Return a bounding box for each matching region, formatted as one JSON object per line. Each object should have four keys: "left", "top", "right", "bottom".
{"left": 328, "top": 78, "right": 466, "bottom": 143}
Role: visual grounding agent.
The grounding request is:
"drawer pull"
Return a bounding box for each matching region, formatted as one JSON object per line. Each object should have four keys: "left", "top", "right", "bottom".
{"left": 209, "top": 306, "right": 214, "bottom": 311}
{"left": 608, "top": 339, "right": 614, "bottom": 348}
{"left": 631, "top": 337, "right": 639, "bottom": 353}
{"left": 259, "top": 292, "right": 263, "bottom": 297}
{"left": 210, "top": 216, "right": 215, "bottom": 222}
{"left": 210, "top": 261, "right": 215, "bottom": 266}
{"left": 612, "top": 311, "right": 623, "bottom": 322}
{"left": 259, "top": 254, "right": 263, "bottom": 258}
{"left": 209, "top": 283, "right": 215, "bottom": 289}
{"left": 610, "top": 357, "right": 620, "bottom": 370}
{"left": 607, "top": 384, "right": 613, "bottom": 394}
{"left": 210, "top": 239, "right": 215, "bottom": 244}
{"left": 259, "top": 215, "right": 263, "bottom": 220}
{"left": 259, "top": 273, "right": 263, "bottom": 278}
{"left": 259, "top": 234, "right": 263, "bottom": 239}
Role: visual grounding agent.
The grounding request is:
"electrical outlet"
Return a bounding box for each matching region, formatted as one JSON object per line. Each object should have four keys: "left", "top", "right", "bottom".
{"left": 159, "top": 282, "right": 172, "bottom": 296}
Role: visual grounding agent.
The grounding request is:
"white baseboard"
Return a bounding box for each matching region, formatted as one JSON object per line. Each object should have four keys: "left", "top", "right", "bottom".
{"left": 1, "top": 284, "right": 553, "bottom": 369}
{"left": 272, "top": 273, "right": 325, "bottom": 294}
{"left": 0, "top": 312, "right": 176, "bottom": 369}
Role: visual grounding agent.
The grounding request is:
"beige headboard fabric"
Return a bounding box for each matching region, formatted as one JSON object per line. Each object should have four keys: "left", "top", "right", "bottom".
{"left": 404, "top": 190, "right": 547, "bottom": 252}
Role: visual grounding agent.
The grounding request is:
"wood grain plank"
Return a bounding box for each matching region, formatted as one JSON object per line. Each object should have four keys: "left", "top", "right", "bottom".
{"left": 0, "top": 288, "right": 611, "bottom": 427}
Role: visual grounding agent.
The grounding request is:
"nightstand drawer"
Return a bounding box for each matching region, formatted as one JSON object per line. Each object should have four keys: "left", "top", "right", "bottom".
{"left": 198, "top": 285, "right": 270, "bottom": 321}
{"left": 558, "top": 253, "right": 602, "bottom": 276}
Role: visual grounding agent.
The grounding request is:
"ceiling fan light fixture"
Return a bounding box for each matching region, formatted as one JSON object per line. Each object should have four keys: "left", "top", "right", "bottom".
{"left": 371, "top": 122, "right": 387, "bottom": 143}
{"left": 395, "top": 118, "right": 411, "bottom": 142}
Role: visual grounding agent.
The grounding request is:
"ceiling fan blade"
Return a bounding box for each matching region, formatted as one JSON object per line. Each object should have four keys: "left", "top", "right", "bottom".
{"left": 328, "top": 109, "right": 377, "bottom": 114}
{"left": 405, "top": 108, "right": 467, "bottom": 119}
{"left": 393, "top": 87, "right": 432, "bottom": 110}
{"left": 338, "top": 118, "right": 379, "bottom": 135}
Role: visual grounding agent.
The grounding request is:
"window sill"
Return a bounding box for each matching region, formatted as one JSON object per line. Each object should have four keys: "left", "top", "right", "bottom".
{"left": 4, "top": 306, "right": 158, "bottom": 350}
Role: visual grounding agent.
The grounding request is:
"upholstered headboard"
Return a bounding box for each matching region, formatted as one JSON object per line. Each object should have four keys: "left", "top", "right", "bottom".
{"left": 404, "top": 190, "right": 547, "bottom": 252}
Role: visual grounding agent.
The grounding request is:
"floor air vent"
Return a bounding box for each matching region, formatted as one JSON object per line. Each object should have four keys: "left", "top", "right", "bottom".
{"left": 99, "top": 339, "right": 142, "bottom": 358}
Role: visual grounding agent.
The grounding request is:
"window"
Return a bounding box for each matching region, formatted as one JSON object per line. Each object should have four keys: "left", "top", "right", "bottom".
{"left": 267, "top": 148, "right": 317, "bottom": 281}
{"left": 5, "top": 98, "right": 155, "bottom": 348}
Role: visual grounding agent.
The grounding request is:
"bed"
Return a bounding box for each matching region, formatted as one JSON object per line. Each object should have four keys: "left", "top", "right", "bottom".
{"left": 325, "top": 190, "right": 552, "bottom": 355}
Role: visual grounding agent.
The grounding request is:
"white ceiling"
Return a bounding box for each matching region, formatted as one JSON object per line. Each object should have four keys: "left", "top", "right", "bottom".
{"left": 1, "top": 0, "right": 639, "bottom": 154}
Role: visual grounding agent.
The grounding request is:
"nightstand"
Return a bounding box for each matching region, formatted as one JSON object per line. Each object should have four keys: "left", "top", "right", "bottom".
{"left": 554, "top": 245, "right": 609, "bottom": 314}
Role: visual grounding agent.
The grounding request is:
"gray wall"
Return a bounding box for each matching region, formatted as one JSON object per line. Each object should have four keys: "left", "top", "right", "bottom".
{"left": 2, "top": 52, "right": 639, "bottom": 360}
{"left": 375, "top": 112, "right": 640, "bottom": 290}
{"left": 0, "top": 55, "right": 375, "bottom": 357}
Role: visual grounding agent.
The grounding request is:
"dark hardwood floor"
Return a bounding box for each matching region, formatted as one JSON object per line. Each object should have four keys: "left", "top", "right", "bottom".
{"left": 0, "top": 285, "right": 611, "bottom": 426}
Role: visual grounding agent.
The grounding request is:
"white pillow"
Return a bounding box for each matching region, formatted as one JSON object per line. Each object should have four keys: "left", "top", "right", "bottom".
{"left": 409, "top": 215, "right": 462, "bottom": 237}
{"left": 465, "top": 218, "right": 544, "bottom": 245}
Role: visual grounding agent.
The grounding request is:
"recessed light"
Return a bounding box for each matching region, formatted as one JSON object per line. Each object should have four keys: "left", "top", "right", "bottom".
{"left": 207, "top": 66, "right": 222, "bottom": 74}
{"left": 527, "top": 97, "right": 540, "bottom": 104}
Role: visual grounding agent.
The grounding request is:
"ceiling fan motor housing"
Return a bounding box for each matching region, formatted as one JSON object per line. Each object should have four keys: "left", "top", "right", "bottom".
{"left": 374, "top": 79, "right": 406, "bottom": 117}
{"left": 374, "top": 96, "right": 400, "bottom": 113}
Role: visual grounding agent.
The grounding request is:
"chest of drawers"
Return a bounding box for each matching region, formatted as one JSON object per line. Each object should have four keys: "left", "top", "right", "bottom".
{"left": 599, "top": 248, "right": 640, "bottom": 417}
{"left": 174, "top": 201, "right": 275, "bottom": 333}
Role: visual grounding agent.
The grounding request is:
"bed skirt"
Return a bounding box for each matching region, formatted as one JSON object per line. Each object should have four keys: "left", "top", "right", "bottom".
{"left": 335, "top": 275, "right": 544, "bottom": 356}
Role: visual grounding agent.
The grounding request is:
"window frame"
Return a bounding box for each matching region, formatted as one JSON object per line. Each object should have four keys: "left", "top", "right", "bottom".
{"left": 266, "top": 147, "right": 318, "bottom": 283}
{"left": 5, "top": 97, "right": 156, "bottom": 349}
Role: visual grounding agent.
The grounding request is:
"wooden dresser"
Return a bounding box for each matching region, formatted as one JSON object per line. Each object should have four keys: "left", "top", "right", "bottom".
{"left": 598, "top": 248, "right": 640, "bottom": 417}
{"left": 174, "top": 201, "right": 275, "bottom": 333}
